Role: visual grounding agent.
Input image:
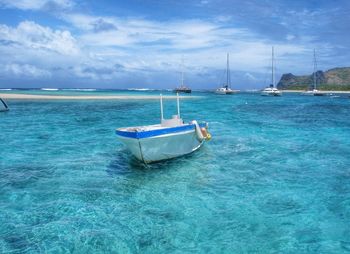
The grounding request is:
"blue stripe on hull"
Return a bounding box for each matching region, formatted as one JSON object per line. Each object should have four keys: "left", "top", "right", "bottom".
{"left": 116, "top": 123, "right": 207, "bottom": 139}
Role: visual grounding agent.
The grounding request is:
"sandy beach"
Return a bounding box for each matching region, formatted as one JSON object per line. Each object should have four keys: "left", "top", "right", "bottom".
{"left": 0, "top": 93, "right": 199, "bottom": 100}
{"left": 282, "top": 90, "right": 350, "bottom": 94}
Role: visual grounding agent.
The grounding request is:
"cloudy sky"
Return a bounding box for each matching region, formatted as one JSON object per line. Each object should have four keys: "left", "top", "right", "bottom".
{"left": 0, "top": 0, "right": 349, "bottom": 89}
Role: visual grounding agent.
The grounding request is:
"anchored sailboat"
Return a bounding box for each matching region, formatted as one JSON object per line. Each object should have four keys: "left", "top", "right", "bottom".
{"left": 261, "top": 46, "right": 282, "bottom": 96}
{"left": 174, "top": 57, "right": 191, "bottom": 93}
{"left": 116, "top": 93, "right": 211, "bottom": 163}
{"left": 215, "top": 53, "right": 239, "bottom": 94}
{"left": 302, "top": 49, "right": 325, "bottom": 96}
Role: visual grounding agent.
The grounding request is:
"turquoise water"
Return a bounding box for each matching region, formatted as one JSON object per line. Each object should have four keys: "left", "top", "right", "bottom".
{"left": 1, "top": 92, "right": 350, "bottom": 253}
{"left": 0, "top": 88, "right": 172, "bottom": 96}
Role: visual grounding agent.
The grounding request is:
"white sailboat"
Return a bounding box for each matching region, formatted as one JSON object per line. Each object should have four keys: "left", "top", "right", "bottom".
{"left": 215, "top": 53, "right": 239, "bottom": 94}
{"left": 174, "top": 57, "right": 191, "bottom": 93}
{"left": 116, "top": 93, "right": 211, "bottom": 163}
{"left": 302, "top": 49, "right": 326, "bottom": 96}
{"left": 261, "top": 47, "right": 282, "bottom": 96}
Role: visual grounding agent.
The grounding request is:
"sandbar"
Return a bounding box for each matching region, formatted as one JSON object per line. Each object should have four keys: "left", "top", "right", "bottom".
{"left": 282, "top": 90, "right": 350, "bottom": 94}
{"left": 0, "top": 93, "right": 200, "bottom": 100}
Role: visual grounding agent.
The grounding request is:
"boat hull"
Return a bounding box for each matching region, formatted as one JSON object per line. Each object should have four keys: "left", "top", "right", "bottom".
{"left": 261, "top": 88, "right": 282, "bottom": 96}
{"left": 215, "top": 88, "right": 239, "bottom": 95}
{"left": 173, "top": 89, "right": 191, "bottom": 93}
{"left": 261, "top": 91, "right": 282, "bottom": 96}
{"left": 117, "top": 129, "right": 203, "bottom": 163}
{"left": 302, "top": 90, "right": 326, "bottom": 96}
{"left": 215, "top": 90, "right": 239, "bottom": 95}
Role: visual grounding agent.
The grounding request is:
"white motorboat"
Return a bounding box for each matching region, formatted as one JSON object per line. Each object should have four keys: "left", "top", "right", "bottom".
{"left": 261, "top": 46, "right": 282, "bottom": 96}
{"left": 116, "top": 94, "right": 211, "bottom": 163}
{"left": 215, "top": 53, "right": 239, "bottom": 95}
{"left": 302, "top": 49, "right": 326, "bottom": 96}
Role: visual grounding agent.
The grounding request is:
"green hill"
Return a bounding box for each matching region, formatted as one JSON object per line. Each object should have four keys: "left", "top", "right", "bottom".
{"left": 277, "top": 67, "right": 350, "bottom": 90}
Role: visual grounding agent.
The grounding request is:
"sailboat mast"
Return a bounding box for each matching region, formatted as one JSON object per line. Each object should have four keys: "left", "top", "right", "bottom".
{"left": 181, "top": 56, "right": 184, "bottom": 88}
{"left": 226, "top": 53, "right": 230, "bottom": 88}
{"left": 313, "top": 49, "right": 317, "bottom": 90}
{"left": 272, "top": 46, "right": 275, "bottom": 88}
{"left": 160, "top": 94, "right": 164, "bottom": 120}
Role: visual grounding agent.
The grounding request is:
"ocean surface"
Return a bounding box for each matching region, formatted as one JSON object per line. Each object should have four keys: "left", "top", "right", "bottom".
{"left": 1, "top": 90, "right": 350, "bottom": 253}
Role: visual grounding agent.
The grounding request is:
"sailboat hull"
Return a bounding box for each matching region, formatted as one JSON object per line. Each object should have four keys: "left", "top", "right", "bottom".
{"left": 215, "top": 90, "right": 239, "bottom": 95}
{"left": 173, "top": 88, "right": 191, "bottom": 93}
{"left": 215, "top": 88, "right": 239, "bottom": 95}
{"left": 261, "top": 88, "right": 282, "bottom": 96}
{"left": 261, "top": 91, "right": 282, "bottom": 96}
{"left": 301, "top": 90, "right": 326, "bottom": 96}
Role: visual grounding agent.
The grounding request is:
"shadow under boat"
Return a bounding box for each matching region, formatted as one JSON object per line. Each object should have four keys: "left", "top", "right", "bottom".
{"left": 107, "top": 146, "right": 203, "bottom": 176}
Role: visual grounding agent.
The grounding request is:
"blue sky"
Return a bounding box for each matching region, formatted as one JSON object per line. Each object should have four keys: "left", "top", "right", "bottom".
{"left": 0, "top": 0, "right": 349, "bottom": 89}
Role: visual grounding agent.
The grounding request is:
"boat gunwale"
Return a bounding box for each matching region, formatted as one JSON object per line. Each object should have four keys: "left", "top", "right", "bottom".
{"left": 116, "top": 122, "right": 207, "bottom": 139}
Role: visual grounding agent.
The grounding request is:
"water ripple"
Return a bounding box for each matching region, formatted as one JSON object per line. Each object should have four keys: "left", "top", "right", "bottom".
{"left": 0, "top": 92, "right": 350, "bottom": 252}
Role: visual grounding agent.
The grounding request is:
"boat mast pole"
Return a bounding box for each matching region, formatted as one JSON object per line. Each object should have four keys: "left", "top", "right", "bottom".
{"left": 313, "top": 49, "right": 317, "bottom": 90}
{"left": 226, "top": 53, "right": 230, "bottom": 88}
{"left": 272, "top": 46, "right": 274, "bottom": 88}
{"left": 176, "top": 92, "right": 180, "bottom": 117}
{"left": 181, "top": 56, "right": 184, "bottom": 88}
{"left": 160, "top": 94, "right": 164, "bottom": 121}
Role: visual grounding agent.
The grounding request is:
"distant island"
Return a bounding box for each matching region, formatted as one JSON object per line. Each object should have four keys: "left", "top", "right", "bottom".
{"left": 277, "top": 67, "right": 350, "bottom": 91}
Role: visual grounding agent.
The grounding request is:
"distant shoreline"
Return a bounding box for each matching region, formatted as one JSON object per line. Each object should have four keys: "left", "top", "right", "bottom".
{"left": 0, "top": 93, "right": 199, "bottom": 100}
{"left": 282, "top": 90, "right": 350, "bottom": 94}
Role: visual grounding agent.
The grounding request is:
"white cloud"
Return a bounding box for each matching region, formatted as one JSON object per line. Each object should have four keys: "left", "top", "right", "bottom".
{"left": 0, "top": 0, "right": 74, "bottom": 10}
{"left": 244, "top": 72, "right": 257, "bottom": 81}
{"left": 2, "top": 63, "right": 51, "bottom": 78}
{"left": 286, "top": 34, "right": 295, "bottom": 41}
{"left": 54, "top": 13, "right": 312, "bottom": 84}
{"left": 215, "top": 15, "right": 232, "bottom": 22}
{"left": 0, "top": 21, "right": 79, "bottom": 55}
{"left": 0, "top": 21, "right": 84, "bottom": 81}
{"left": 62, "top": 13, "right": 257, "bottom": 51}
{"left": 0, "top": 14, "right": 324, "bottom": 87}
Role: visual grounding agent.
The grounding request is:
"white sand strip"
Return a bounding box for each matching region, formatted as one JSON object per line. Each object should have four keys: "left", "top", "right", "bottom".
{"left": 282, "top": 90, "right": 350, "bottom": 94}
{"left": 0, "top": 93, "right": 200, "bottom": 100}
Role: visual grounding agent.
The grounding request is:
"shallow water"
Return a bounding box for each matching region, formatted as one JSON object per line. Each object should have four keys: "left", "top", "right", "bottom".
{"left": 1, "top": 92, "right": 350, "bottom": 253}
